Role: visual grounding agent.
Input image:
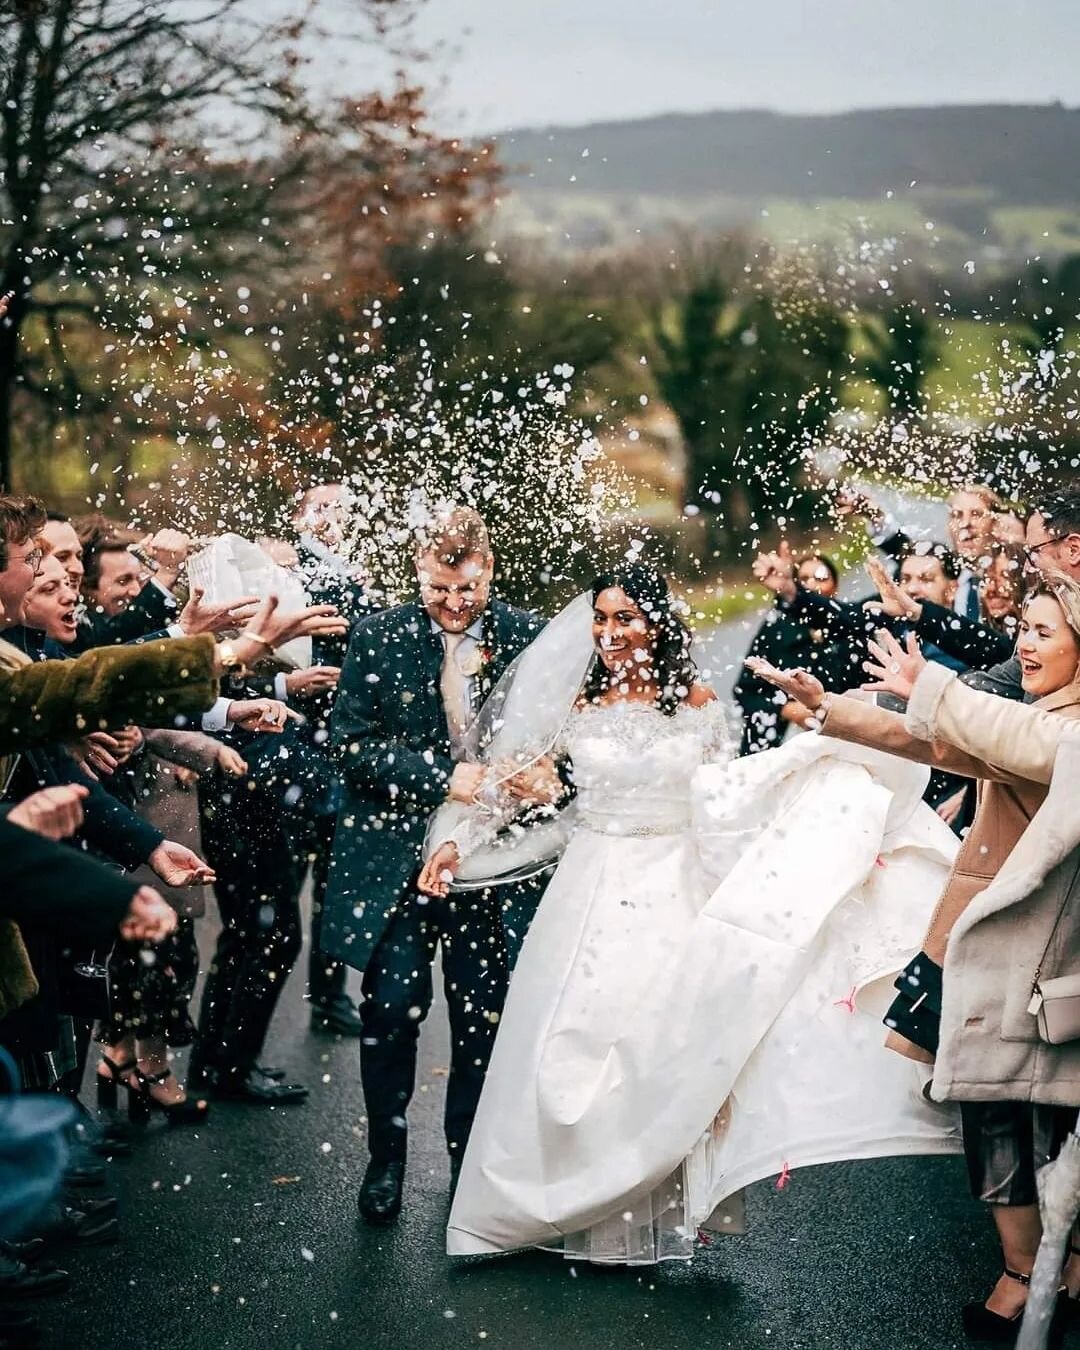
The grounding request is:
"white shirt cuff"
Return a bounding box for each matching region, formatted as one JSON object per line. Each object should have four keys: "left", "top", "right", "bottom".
{"left": 166, "top": 622, "right": 185, "bottom": 639}
{"left": 201, "top": 697, "right": 233, "bottom": 733}
{"left": 274, "top": 672, "right": 289, "bottom": 702}
{"left": 149, "top": 576, "right": 179, "bottom": 606}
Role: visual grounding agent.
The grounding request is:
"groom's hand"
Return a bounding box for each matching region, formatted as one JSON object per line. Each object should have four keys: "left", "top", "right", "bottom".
{"left": 418, "top": 843, "right": 461, "bottom": 897}
{"left": 449, "top": 762, "right": 487, "bottom": 803}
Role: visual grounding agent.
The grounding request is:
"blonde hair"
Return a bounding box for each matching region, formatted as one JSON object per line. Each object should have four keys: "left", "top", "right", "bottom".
{"left": 955, "top": 482, "right": 1005, "bottom": 514}
{"left": 1025, "top": 569, "right": 1080, "bottom": 643}
{"left": 413, "top": 506, "right": 491, "bottom": 566}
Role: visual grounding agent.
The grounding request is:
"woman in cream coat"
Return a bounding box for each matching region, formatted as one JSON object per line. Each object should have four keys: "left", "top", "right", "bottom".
{"left": 751, "top": 571, "right": 1080, "bottom": 1344}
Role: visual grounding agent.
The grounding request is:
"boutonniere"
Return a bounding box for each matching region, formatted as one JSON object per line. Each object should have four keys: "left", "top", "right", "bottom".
{"left": 458, "top": 645, "right": 492, "bottom": 678}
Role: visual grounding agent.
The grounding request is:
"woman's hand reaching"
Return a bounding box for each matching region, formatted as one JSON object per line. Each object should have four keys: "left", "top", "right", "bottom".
{"left": 861, "top": 629, "right": 927, "bottom": 703}
{"left": 744, "top": 657, "right": 827, "bottom": 713}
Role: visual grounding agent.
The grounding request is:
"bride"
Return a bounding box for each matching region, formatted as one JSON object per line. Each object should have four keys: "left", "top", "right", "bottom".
{"left": 420, "top": 565, "right": 962, "bottom": 1264}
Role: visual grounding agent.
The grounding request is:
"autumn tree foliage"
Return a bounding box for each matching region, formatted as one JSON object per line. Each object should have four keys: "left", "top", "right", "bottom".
{"left": 0, "top": 0, "right": 500, "bottom": 494}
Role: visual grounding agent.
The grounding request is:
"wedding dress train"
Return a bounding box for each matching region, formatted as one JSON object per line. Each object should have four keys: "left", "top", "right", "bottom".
{"left": 445, "top": 700, "right": 962, "bottom": 1263}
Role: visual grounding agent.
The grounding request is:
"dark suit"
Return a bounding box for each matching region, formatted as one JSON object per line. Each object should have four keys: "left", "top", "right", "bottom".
{"left": 323, "top": 597, "right": 545, "bottom": 1162}
{"left": 73, "top": 580, "right": 177, "bottom": 651}
{"left": 241, "top": 544, "right": 374, "bottom": 1008}
{"left": 734, "top": 601, "right": 857, "bottom": 755}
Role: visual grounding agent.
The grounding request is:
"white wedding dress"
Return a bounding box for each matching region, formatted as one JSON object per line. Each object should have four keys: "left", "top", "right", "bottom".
{"left": 445, "top": 697, "right": 962, "bottom": 1264}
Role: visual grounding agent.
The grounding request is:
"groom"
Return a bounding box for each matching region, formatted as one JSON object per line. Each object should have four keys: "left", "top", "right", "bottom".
{"left": 322, "top": 506, "right": 546, "bottom": 1223}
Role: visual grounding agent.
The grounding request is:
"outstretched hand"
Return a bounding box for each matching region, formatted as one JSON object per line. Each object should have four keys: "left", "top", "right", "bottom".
{"left": 744, "top": 656, "right": 827, "bottom": 713}
{"left": 861, "top": 628, "right": 927, "bottom": 702}
{"left": 180, "top": 587, "right": 259, "bottom": 636}
{"left": 751, "top": 541, "right": 797, "bottom": 602}
{"left": 862, "top": 558, "right": 921, "bottom": 623}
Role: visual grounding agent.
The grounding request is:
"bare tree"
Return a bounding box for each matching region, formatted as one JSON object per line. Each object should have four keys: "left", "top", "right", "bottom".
{"left": 0, "top": 0, "right": 415, "bottom": 488}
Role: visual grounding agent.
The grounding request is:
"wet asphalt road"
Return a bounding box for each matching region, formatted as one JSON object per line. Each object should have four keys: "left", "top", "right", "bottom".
{"left": 32, "top": 884, "right": 1009, "bottom": 1350}
{"left": 36, "top": 487, "right": 994, "bottom": 1350}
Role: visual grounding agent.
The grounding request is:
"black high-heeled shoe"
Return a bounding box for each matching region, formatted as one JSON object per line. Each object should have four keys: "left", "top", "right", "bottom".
{"left": 128, "top": 1068, "right": 210, "bottom": 1126}
{"left": 95, "top": 1054, "right": 137, "bottom": 1109}
{"left": 961, "top": 1268, "right": 1068, "bottom": 1344}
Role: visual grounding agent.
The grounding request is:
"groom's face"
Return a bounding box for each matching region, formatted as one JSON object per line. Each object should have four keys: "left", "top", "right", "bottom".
{"left": 417, "top": 551, "right": 494, "bottom": 632}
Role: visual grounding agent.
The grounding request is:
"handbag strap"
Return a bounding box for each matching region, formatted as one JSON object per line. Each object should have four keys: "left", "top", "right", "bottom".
{"left": 1031, "top": 874, "right": 1076, "bottom": 988}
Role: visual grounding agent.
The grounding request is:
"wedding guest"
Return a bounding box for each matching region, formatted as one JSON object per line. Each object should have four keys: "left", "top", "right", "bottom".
{"left": 863, "top": 546, "right": 1023, "bottom": 674}
{"left": 248, "top": 483, "right": 372, "bottom": 1038}
{"left": 979, "top": 540, "right": 1026, "bottom": 634}
{"left": 750, "top": 571, "right": 1080, "bottom": 1340}
{"left": 40, "top": 514, "right": 84, "bottom": 593}
{"left": 965, "top": 486, "right": 1080, "bottom": 700}
{"left": 74, "top": 516, "right": 186, "bottom": 648}
{"left": 836, "top": 482, "right": 1002, "bottom": 619}
{"left": 323, "top": 505, "right": 545, "bottom": 1223}
{"left": 0, "top": 788, "right": 176, "bottom": 1317}
{"left": 735, "top": 551, "right": 853, "bottom": 754}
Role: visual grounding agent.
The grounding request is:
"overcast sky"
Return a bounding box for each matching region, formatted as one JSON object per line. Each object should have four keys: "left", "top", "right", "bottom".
{"left": 324, "top": 0, "right": 1080, "bottom": 133}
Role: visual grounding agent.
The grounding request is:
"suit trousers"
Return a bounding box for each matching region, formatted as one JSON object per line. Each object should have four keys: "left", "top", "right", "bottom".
{"left": 304, "top": 815, "right": 347, "bottom": 1006}
{"left": 360, "top": 887, "right": 511, "bottom": 1163}
{"left": 196, "top": 785, "right": 302, "bottom": 1081}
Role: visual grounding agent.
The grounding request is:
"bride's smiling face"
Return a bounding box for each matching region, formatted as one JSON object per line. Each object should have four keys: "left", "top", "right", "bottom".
{"left": 592, "top": 587, "right": 654, "bottom": 674}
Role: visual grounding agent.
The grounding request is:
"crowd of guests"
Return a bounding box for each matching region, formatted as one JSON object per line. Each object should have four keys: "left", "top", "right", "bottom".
{"left": 735, "top": 481, "right": 1042, "bottom": 829}
{"left": 3, "top": 471, "right": 1080, "bottom": 1344}
{"left": 738, "top": 481, "right": 1080, "bottom": 1343}
{"left": 0, "top": 484, "right": 368, "bottom": 1347}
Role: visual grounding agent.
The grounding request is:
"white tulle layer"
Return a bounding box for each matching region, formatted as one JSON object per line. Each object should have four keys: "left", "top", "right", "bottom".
{"left": 446, "top": 722, "right": 963, "bottom": 1264}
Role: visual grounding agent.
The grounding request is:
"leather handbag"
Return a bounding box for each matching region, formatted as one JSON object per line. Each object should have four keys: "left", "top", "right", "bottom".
{"left": 1030, "top": 973, "right": 1080, "bottom": 1045}
{"left": 1026, "top": 887, "right": 1080, "bottom": 1046}
{"left": 884, "top": 950, "right": 943, "bottom": 1056}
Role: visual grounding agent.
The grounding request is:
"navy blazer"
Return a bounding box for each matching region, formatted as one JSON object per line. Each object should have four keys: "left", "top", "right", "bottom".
{"left": 321, "top": 597, "right": 544, "bottom": 973}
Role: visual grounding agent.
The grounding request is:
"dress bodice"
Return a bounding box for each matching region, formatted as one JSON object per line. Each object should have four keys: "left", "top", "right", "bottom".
{"left": 562, "top": 700, "right": 730, "bottom": 837}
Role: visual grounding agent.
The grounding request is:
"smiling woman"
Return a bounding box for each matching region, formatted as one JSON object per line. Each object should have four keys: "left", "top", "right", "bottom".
{"left": 1018, "top": 574, "right": 1080, "bottom": 697}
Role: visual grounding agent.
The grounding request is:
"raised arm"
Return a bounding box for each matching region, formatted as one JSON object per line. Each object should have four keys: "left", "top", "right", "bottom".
{"left": 904, "top": 662, "right": 1072, "bottom": 786}
{"left": 915, "top": 600, "right": 1014, "bottom": 670}
{"left": 0, "top": 634, "right": 218, "bottom": 750}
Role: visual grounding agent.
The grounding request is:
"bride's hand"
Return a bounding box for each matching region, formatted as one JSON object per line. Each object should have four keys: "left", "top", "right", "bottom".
{"left": 418, "top": 842, "right": 461, "bottom": 898}
{"left": 744, "top": 657, "right": 826, "bottom": 712}
{"left": 505, "top": 755, "right": 562, "bottom": 806}
{"left": 861, "top": 628, "right": 926, "bottom": 702}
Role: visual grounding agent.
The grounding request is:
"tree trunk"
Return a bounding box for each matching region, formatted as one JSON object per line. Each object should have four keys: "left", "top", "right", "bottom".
{"left": 0, "top": 320, "right": 16, "bottom": 491}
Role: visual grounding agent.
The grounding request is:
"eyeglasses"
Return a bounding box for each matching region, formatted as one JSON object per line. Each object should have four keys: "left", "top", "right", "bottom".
{"left": 10, "top": 546, "right": 43, "bottom": 573}
{"left": 1023, "top": 535, "right": 1063, "bottom": 565}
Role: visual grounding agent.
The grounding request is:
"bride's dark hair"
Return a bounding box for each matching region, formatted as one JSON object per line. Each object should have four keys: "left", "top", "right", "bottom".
{"left": 582, "top": 564, "right": 696, "bottom": 716}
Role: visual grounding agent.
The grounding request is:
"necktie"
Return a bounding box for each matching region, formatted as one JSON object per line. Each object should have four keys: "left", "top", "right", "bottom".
{"left": 440, "top": 631, "right": 469, "bottom": 746}
{"left": 964, "top": 578, "right": 980, "bottom": 621}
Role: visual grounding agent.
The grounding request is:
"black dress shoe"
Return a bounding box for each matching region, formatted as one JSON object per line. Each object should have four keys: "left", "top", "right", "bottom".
{"left": 0, "top": 1307, "right": 39, "bottom": 1346}
{"left": 63, "top": 1163, "right": 106, "bottom": 1190}
{"left": 311, "top": 995, "right": 364, "bottom": 1037}
{"left": 358, "top": 1159, "right": 405, "bottom": 1224}
{"left": 211, "top": 1073, "right": 309, "bottom": 1105}
{"left": 255, "top": 1064, "right": 286, "bottom": 1082}
{"left": 0, "top": 1259, "right": 69, "bottom": 1299}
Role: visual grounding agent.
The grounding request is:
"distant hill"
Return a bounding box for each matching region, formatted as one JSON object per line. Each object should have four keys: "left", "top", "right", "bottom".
{"left": 491, "top": 104, "right": 1080, "bottom": 255}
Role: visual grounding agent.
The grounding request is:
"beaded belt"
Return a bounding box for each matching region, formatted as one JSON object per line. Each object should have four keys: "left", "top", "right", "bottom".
{"left": 580, "top": 817, "right": 688, "bottom": 839}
